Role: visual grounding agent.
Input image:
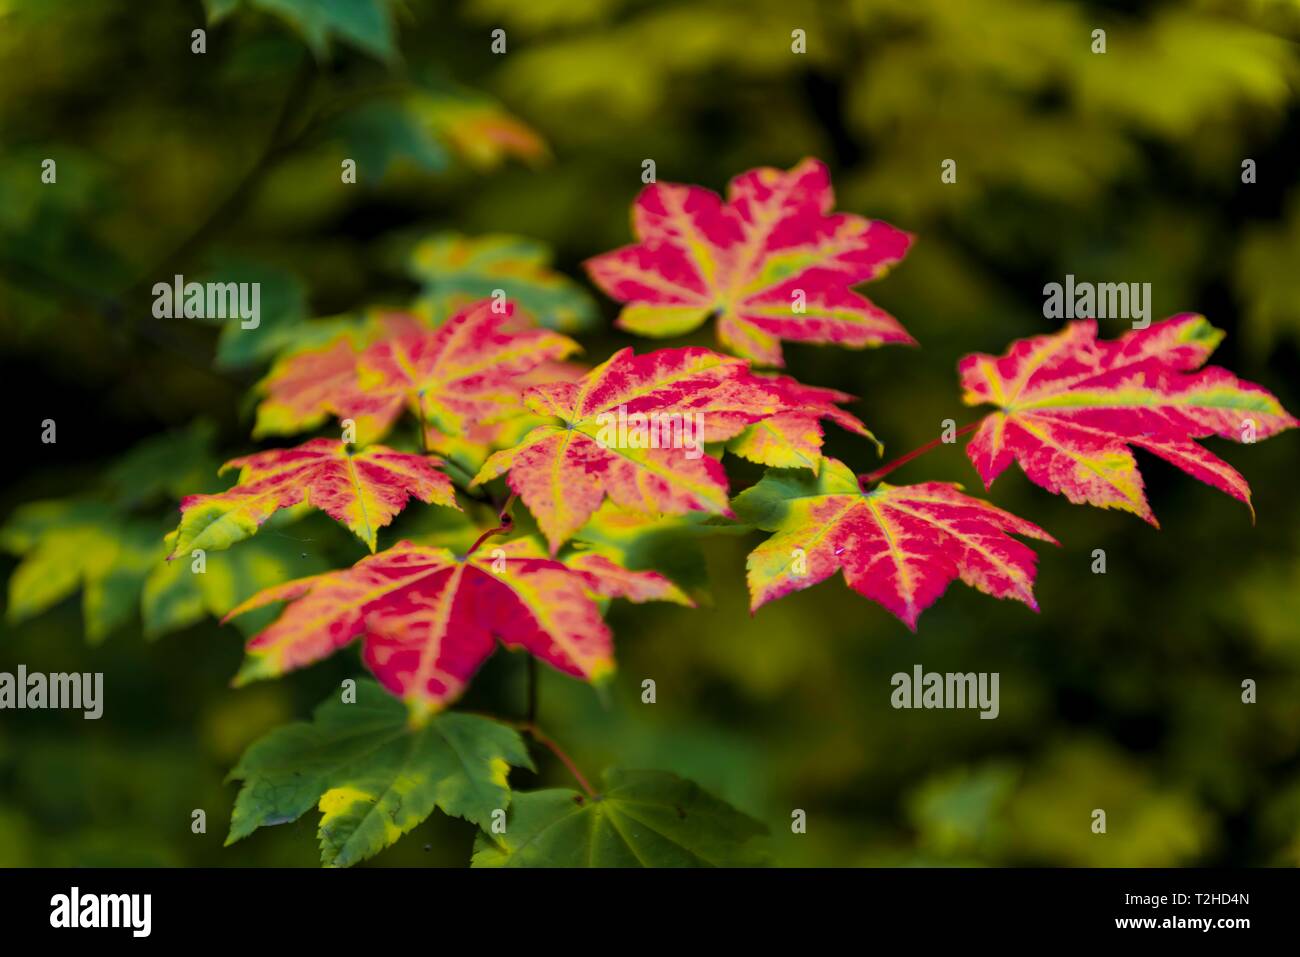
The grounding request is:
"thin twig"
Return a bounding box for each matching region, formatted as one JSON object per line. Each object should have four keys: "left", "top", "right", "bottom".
{"left": 523, "top": 723, "right": 596, "bottom": 798}
{"left": 859, "top": 421, "right": 980, "bottom": 486}
{"left": 119, "top": 58, "right": 317, "bottom": 304}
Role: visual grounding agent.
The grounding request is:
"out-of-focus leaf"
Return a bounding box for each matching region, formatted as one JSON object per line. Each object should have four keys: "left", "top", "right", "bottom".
{"left": 410, "top": 88, "right": 549, "bottom": 170}
{"left": 907, "top": 764, "right": 1019, "bottom": 858}
{"left": 1005, "top": 741, "right": 1214, "bottom": 866}
{"left": 196, "top": 256, "right": 308, "bottom": 369}
{"left": 210, "top": 0, "right": 398, "bottom": 62}
{"left": 1072, "top": 12, "right": 1294, "bottom": 140}
{"left": 491, "top": 2, "right": 834, "bottom": 130}
{"left": 329, "top": 100, "right": 450, "bottom": 181}
{"left": 338, "top": 299, "right": 580, "bottom": 446}
{"left": 142, "top": 536, "right": 330, "bottom": 639}
{"left": 1236, "top": 194, "right": 1300, "bottom": 351}
{"left": 1, "top": 501, "right": 161, "bottom": 643}
{"left": 569, "top": 500, "right": 742, "bottom": 600}
{"left": 0, "top": 806, "right": 34, "bottom": 867}
{"left": 104, "top": 420, "right": 223, "bottom": 508}
{"left": 250, "top": 311, "right": 421, "bottom": 438}
{"left": 410, "top": 232, "right": 598, "bottom": 332}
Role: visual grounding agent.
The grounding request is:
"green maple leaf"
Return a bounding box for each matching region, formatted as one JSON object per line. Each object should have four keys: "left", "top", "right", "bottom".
{"left": 227, "top": 679, "right": 533, "bottom": 867}
{"left": 0, "top": 501, "right": 160, "bottom": 644}
{"left": 205, "top": 0, "right": 398, "bottom": 62}
{"left": 473, "top": 769, "right": 769, "bottom": 867}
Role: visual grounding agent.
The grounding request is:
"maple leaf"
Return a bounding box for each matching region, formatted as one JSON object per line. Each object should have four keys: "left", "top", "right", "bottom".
{"left": 473, "top": 769, "right": 769, "bottom": 867}
{"left": 144, "top": 536, "right": 329, "bottom": 640}
{"left": 168, "top": 438, "right": 457, "bottom": 558}
{"left": 567, "top": 500, "right": 747, "bottom": 603}
{"left": 563, "top": 552, "right": 693, "bottom": 606}
{"left": 227, "top": 679, "right": 532, "bottom": 868}
{"left": 413, "top": 89, "right": 549, "bottom": 170}
{"left": 1, "top": 501, "right": 161, "bottom": 644}
{"left": 735, "top": 458, "right": 1058, "bottom": 630}
{"left": 727, "top": 375, "right": 880, "bottom": 472}
{"left": 432, "top": 358, "right": 589, "bottom": 474}
{"left": 251, "top": 312, "right": 422, "bottom": 439}
{"left": 474, "top": 346, "right": 866, "bottom": 552}
{"left": 585, "top": 157, "right": 915, "bottom": 366}
{"left": 338, "top": 299, "right": 581, "bottom": 446}
{"left": 959, "top": 314, "right": 1298, "bottom": 524}
{"left": 224, "top": 538, "right": 681, "bottom": 717}
{"left": 410, "top": 232, "right": 598, "bottom": 332}
{"left": 254, "top": 335, "right": 359, "bottom": 439}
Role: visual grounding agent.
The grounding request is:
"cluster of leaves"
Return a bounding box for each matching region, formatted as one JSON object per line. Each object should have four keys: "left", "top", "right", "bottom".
{"left": 142, "top": 159, "right": 1291, "bottom": 865}
{"left": 1, "top": 421, "right": 330, "bottom": 644}
{"left": 6, "top": 0, "right": 1299, "bottom": 867}
{"left": 7, "top": 148, "right": 1296, "bottom": 865}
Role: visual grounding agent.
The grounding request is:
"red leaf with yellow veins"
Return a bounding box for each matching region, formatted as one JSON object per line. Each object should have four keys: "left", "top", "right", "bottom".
{"left": 224, "top": 538, "right": 675, "bottom": 717}
{"left": 474, "top": 346, "right": 864, "bottom": 552}
{"left": 585, "top": 158, "right": 915, "bottom": 366}
{"left": 338, "top": 299, "right": 581, "bottom": 446}
{"left": 959, "top": 314, "right": 1298, "bottom": 524}
{"left": 168, "top": 439, "right": 458, "bottom": 559}
{"left": 429, "top": 359, "right": 589, "bottom": 473}
{"left": 562, "top": 552, "right": 694, "bottom": 606}
{"left": 254, "top": 336, "right": 358, "bottom": 439}
{"left": 252, "top": 313, "right": 422, "bottom": 439}
{"left": 735, "top": 458, "right": 1057, "bottom": 630}
{"left": 727, "top": 376, "right": 879, "bottom": 473}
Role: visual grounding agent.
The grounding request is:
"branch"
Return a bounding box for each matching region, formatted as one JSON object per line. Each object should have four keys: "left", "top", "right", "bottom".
{"left": 118, "top": 58, "right": 317, "bottom": 305}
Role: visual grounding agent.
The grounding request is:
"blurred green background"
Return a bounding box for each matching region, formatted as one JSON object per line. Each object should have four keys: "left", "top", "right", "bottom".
{"left": 2, "top": 0, "right": 1300, "bottom": 866}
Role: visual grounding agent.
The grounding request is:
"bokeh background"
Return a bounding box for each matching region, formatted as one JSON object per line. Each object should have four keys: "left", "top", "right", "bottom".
{"left": 2, "top": 0, "right": 1300, "bottom": 866}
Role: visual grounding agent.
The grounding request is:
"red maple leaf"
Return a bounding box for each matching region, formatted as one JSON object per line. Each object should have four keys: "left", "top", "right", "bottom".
{"left": 736, "top": 457, "right": 1058, "bottom": 630}
{"left": 168, "top": 438, "right": 458, "bottom": 557}
{"left": 585, "top": 158, "right": 914, "bottom": 366}
{"left": 960, "top": 314, "right": 1298, "bottom": 524}
{"left": 473, "top": 346, "right": 872, "bottom": 551}
{"left": 226, "top": 538, "right": 683, "bottom": 716}
{"left": 338, "top": 299, "right": 582, "bottom": 446}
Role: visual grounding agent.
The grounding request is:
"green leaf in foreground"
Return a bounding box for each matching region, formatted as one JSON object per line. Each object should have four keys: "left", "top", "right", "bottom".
{"left": 472, "top": 769, "right": 769, "bottom": 867}
{"left": 227, "top": 679, "right": 532, "bottom": 867}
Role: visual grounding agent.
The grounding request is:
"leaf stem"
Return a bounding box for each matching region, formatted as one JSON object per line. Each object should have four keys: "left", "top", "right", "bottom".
{"left": 522, "top": 722, "right": 597, "bottom": 798}
{"left": 859, "top": 421, "right": 980, "bottom": 486}
{"left": 463, "top": 493, "right": 518, "bottom": 556}
{"left": 415, "top": 391, "right": 431, "bottom": 456}
{"left": 526, "top": 655, "right": 538, "bottom": 727}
